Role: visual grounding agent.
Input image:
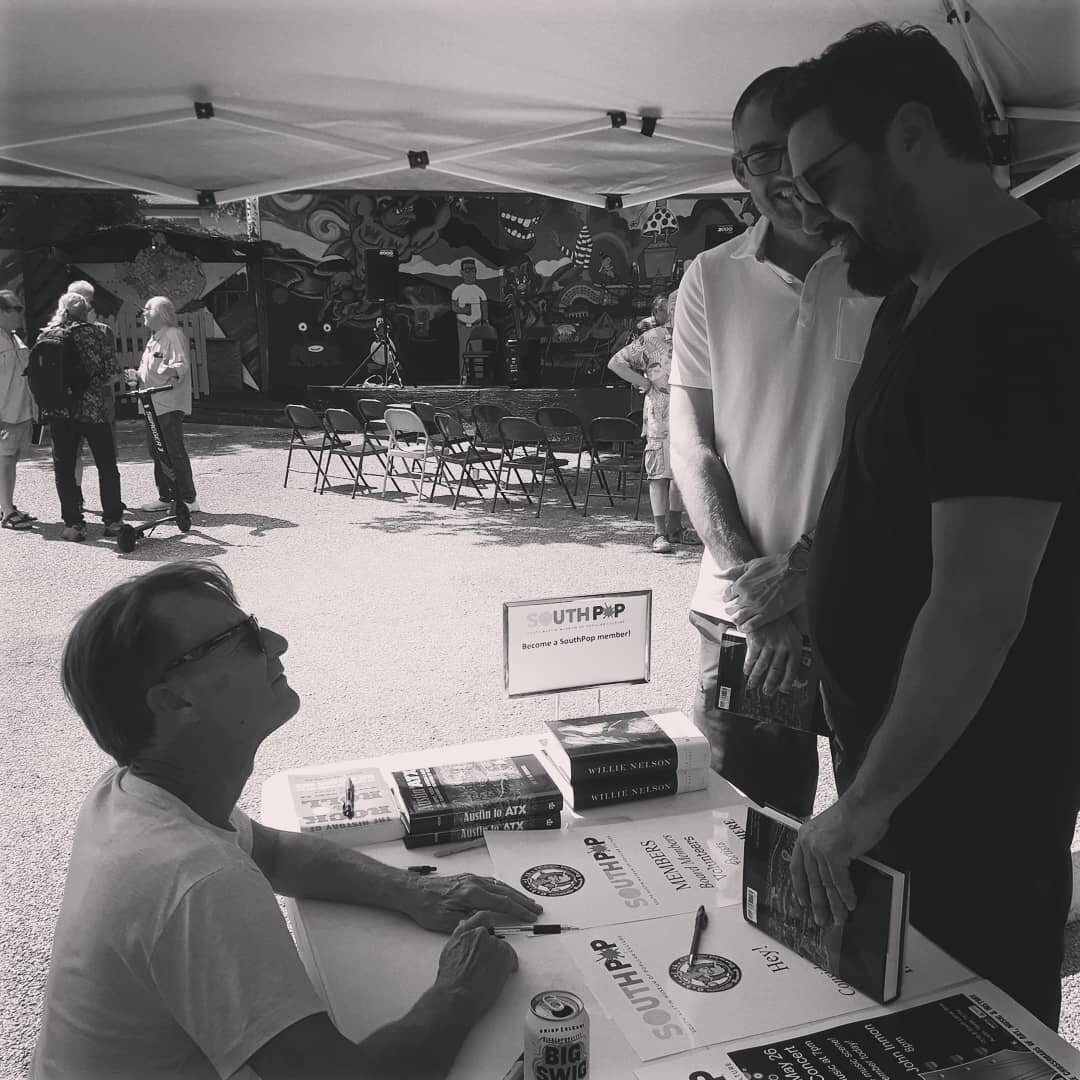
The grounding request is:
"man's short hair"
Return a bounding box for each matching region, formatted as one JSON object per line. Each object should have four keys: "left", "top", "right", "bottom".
{"left": 774, "top": 22, "right": 989, "bottom": 165}
{"left": 62, "top": 561, "right": 238, "bottom": 766}
{"left": 67, "top": 280, "right": 95, "bottom": 301}
{"left": 732, "top": 67, "right": 793, "bottom": 137}
{"left": 460, "top": 259, "right": 476, "bottom": 272}
{"left": 144, "top": 295, "right": 179, "bottom": 327}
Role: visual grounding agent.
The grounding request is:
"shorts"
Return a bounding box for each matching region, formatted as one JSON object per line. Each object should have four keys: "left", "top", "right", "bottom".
{"left": 643, "top": 438, "right": 672, "bottom": 480}
{"left": 0, "top": 419, "right": 32, "bottom": 457}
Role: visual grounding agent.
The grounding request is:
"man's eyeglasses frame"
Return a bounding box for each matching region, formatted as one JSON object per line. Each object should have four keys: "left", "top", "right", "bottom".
{"left": 163, "top": 614, "right": 264, "bottom": 673}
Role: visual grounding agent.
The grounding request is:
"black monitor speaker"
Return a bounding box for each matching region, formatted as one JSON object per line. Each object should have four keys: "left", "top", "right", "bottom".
{"left": 365, "top": 248, "right": 399, "bottom": 302}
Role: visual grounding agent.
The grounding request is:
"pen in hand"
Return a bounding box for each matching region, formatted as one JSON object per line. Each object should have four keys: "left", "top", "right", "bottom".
{"left": 687, "top": 904, "right": 708, "bottom": 969}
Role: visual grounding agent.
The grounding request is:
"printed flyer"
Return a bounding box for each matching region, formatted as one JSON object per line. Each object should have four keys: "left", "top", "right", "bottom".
{"left": 634, "top": 979, "right": 1080, "bottom": 1080}
{"left": 486, "top": 808, "right": 747, "bottom": 927}
{"left": 566, "top": 907, "right": 972, "bottom": 1063}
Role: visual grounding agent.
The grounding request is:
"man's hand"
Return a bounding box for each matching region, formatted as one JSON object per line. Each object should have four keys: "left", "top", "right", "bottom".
{"left": 789, "top": 798, "right": 891, "bottom": 927}
{"left": 405, "top": 872, "right": 543, "bottom": 933}
{"left": 434, "top": 911, "right": 519, "bottom": 1023}
{"left": 743, "top": 615, "right": 804, "bottom": 696}
{"left": 721, "top": 553, "right": 805, "bottom": 631}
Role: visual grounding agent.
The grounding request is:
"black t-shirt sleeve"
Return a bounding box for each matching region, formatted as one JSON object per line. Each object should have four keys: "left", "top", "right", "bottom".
{"left": 919, "top": 291, "right": 1080, "bottom": 504}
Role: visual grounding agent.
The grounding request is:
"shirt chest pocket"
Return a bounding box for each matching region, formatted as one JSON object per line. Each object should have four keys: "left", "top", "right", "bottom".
{"left": 834, "top": 296, "right": 882, "bottom": 365}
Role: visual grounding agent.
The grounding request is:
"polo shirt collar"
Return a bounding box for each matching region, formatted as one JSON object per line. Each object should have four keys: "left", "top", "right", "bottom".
{"left": 729, "top": 214, "right": 843, "bottom": 274}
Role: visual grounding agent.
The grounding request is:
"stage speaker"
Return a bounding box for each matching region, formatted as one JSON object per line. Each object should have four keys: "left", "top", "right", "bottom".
{"left": 365, "top": 248, "right": 399, "bottom": 302}
{"left": 704, "top": 222, "right": 747, "bottom": 250}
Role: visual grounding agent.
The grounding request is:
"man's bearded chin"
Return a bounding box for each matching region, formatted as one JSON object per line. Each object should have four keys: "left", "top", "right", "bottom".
{"left": 844, "top": 233, "right": 920, "bottom": 297}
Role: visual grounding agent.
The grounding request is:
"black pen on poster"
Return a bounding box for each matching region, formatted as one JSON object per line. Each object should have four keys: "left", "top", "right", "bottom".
{"left": 341, "top": 777, "right": 355, "bottom": 819}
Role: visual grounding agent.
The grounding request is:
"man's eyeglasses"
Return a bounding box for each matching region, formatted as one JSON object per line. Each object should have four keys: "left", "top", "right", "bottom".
{"left": 732, "top": 145, "right": 787, "bottom": 177}
{"left": 163, "top": 614, "right": 264, "bottom": 672}
{"left": 792, "top": 140, "right": 854, "bottom": 206}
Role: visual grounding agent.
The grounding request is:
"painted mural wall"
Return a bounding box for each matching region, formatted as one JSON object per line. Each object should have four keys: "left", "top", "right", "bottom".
{"left": 259, "top": 190, "right": 758, "bottom": 395}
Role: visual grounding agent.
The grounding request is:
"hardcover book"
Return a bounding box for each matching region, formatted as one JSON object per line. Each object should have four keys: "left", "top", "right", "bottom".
{"left": 287, "top": 767, "right": 405, "bottom": 844}
{"left": 542, "top": 709, "right": 709, "bottom": 784}
{"left": 549, "top": 760, "right": 709, "bottom": 810}
{"left": 391, "top": 754, "right": 563, "bottom": 831}
{"left": 402, "top": 813, "right": 562, "bottom": 849}
{"left": 714, "top": 627, "right": 817, "bottom": 731}
{"left": 742, "top": 804, "right": 909, "bottom": 1003}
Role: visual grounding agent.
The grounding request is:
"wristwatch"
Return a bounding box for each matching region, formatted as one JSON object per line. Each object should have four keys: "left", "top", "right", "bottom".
{"left": 786, "top": 532, "right": 814, "bottom": 575}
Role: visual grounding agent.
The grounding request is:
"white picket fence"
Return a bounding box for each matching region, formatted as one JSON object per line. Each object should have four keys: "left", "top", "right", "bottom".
{"left": 112, "top": 308, "right": 211, "bottom": 398}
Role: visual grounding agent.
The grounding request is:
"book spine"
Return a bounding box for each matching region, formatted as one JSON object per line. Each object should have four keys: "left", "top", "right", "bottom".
{"left": 406, "top": 795, "right": 564, "bottom": 832}
{"left": 569, "top": 772, "right": 706, "bottom": 809}
{"left": 568, "top": 748, "right": 680, "bottom": 783}
{"left": 403, "top": 815, "right": 561, "bottom": 849}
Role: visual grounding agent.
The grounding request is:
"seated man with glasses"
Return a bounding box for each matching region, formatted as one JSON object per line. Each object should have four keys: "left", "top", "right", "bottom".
{"left": 669, "top": 66, "right": 882, "bottom": 819}
{"left": 32, "top": 561, "right": 540, "bottom": 1080}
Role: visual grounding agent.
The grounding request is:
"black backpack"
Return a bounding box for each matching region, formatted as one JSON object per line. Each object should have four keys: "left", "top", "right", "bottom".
{"left": 24, "top": 327, "right": 91, "bottom": 412}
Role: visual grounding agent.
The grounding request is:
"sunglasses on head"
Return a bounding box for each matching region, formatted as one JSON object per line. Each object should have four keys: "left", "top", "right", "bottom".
{"left": 163, "top": 614, "right": 265, "bottom": 673}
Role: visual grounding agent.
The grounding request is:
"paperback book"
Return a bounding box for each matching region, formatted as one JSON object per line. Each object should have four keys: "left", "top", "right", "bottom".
{"left": 402, "top": 813, "right": 562, "bottom": 849}
{"left": 714, "top": 628, "right": 817, "bottom": 729}
{"left": 542, "top": 709, "right": 710, "bottom": 784}
{"left": 287, "top": 767, "right": 405, "bottom": 844}
{"left": 391, "top": 753, "right": 563, "bottom": 832}
{"left": 743, "top": 804, "right": 909, "bottom": 1003}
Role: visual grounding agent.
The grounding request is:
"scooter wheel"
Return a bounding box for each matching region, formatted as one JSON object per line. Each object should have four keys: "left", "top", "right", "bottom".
{"left": 175, "top": 502, "right": 192, "bottom": 533}
{"left": 116, "top": 524, "right": 137, "bottom": 554}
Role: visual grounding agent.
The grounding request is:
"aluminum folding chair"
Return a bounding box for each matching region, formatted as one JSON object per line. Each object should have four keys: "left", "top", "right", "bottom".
{"left": 583, "top": 416, "right": 646, "bottom": 518}
{"left": 492, "top": 416, "right": 578, "bottom": 517}
{"left": 536, "top": 406, "right": 590, "bottom": 495}
{"left": 319, "top": 408, "right": 385, "bottom": 497}
{"left": 353, "top": 397, "right": 401, "bottom": 492}
{"left": 381, "top": 406, "right": 442, "bottom": 502}
{"left": 471, "top": 403, "right": 509, "bottom": 451}
{"left": 431, "top": 411, "right": 505, "bottom": 509}
{"left": 283, "top": 404, "right": 330, "bottom": 491}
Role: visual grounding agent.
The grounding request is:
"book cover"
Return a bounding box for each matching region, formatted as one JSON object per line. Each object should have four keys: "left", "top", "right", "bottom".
{"left": 543, "top": 709, "right": 709, "bottom": 783}
{"left": 402, "top": 813, "right": 561, "bottom": 849}
{"left": 637, "top": 980, "right": 1080, "bottom": 1080}
{"left": 392, "top": 754, "right": 563, "bottom": 831}
{"left": 742, "top": 805, "right": 909, "bottom": 1003}
{"left": 287, "top": 767, "right": 405, "bottom": 844}
{"left": 561, "top": 766, "right": 709, "bottom": 810}
{"left": 715, "top": 628, "right": 817, "bottom": 730}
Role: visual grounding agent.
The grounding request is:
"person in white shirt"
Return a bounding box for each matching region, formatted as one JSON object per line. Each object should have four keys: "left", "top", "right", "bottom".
{"left": 32, "top": 560, "right": 540, "bottom": 1080}
{"left": 128, "top": 295, "right": 200, "bottom": 514}
{"left": 0, "top": 290, "right": 36, "bottom": 529}
{"left": 451, "top": 258, "right": 488, "bottom": 382}
{"left": 669, "top": 68, "right": 880, "bottom": 817}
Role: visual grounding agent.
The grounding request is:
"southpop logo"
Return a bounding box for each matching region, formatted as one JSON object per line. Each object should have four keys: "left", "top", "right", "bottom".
{"left": 527, "top": 603, "right": 626, "bottom": 628}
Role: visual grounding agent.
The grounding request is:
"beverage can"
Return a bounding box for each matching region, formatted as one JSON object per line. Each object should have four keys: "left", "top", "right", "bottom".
{"left": 525, "top": 989, "right": 589, "bottom": 1080}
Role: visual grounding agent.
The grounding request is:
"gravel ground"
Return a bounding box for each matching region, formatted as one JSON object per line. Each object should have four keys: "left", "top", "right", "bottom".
{"left": 2, "top": 420, "right": 1077, "bottom": 1076}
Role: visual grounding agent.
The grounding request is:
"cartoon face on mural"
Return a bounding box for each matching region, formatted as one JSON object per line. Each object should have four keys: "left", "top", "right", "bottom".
{"left": 289, "top": 315, "right": 339, "bottom": 367}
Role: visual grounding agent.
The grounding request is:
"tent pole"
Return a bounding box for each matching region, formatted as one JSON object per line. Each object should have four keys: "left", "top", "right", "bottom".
{"left": 213, "top": 109, "right": 394, "bottom": 158}
{"left": 947, "top": 0, "right": 1006, "bottom": 121}
{"left": 215, "top": 160, "right": 425, "bottom": 204}
{"left": 422, "top": 162, "right": 607, "bottom": 208}
{"left": 0, "top": 109, "right": 194, "bottom": 152}
{"left": 653, "top": 131, "right": 735, "bottom": 154}
{"left": 1010, "top": 148, "right": 1080, "bottom": 198}
{"left": 1005, "top": 107, "right": 1080, "bottom": 124}
{"left": 0, "top": 151, "right": 196, "bottom": 202}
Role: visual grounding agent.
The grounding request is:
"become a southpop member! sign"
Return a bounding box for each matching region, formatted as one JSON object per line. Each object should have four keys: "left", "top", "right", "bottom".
{"left": 503, "top": 591, "right": 652, "bottom": 697}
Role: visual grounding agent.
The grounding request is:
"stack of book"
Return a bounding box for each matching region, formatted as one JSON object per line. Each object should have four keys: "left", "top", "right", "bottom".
{"left": 541, "top": 709, "right": 710, "bottom": 810}
{"left": 391, "top": 753, "right": 564, "bottom": 849}
{"left": 286, "top": 766, "right": 405, "bottom": 844}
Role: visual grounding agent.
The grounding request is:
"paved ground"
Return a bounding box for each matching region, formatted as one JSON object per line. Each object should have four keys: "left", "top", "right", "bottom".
{"left": 1, "top": 420, "right": 1077, "bottom": 1076}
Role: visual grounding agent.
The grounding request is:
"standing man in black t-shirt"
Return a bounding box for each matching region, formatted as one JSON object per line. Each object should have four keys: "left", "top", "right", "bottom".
{"left": 776, "top": 23, "right": 1080, "bottom": 1029}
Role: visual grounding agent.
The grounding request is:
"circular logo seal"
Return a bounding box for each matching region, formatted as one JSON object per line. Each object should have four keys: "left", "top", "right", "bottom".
{"left": 668, "top": 953, "right": 742, "bottom": 993}
{"left": 520, "top": 864, "right": 586, "bottom": 897}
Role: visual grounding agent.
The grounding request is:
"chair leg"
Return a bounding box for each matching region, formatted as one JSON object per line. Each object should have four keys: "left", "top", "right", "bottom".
{"left": 491, "top": 457, "right": 506, "bottom": 512}
{"left": 382, "top": 454, "right": 392, "bottom": 495}
{"left": 536, "top": 463, "right": 548, "bottom": 518}
{"left": 582, "top": 464, "right": 594, "bottom": 517}
{"left": 554, "top": 466, "right": 577, "bottom": 511}
{"left": 596, "top": 465, "right": 616, "bottom": 507}
{"left": 510, "top": 466, "right": 534, "bottom": 504}
{"left": 284, "top": 443, "right": 294, "bottom": 488}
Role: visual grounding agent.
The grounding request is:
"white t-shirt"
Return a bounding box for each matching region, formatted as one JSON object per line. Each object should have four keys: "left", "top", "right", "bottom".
{"left": 0, "top": 328, "right": 33, "bottom": 423}
{"left": 670, "top": 215, "right": 881, "bottom": 622}
{"left": 452, "top": 282, "right": 486, "bottom": 326}
{"left": 30, "top": 769, "right": 325, "bottom": 1080}
{"left": 138, "top": 325, "right": 192, "bottom": 416}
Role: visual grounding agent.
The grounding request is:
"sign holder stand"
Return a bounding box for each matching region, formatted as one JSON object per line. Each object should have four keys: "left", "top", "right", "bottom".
{"left": 552, "top": 688, "right": 602, "bottom": 724}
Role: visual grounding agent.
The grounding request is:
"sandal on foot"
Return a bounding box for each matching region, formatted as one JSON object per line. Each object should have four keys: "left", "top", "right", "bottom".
{"left": 1, "top": 511, "right": 33, "bottom": 530}
{"left": 9, "top": 508, "right": 36, "bottom": 523}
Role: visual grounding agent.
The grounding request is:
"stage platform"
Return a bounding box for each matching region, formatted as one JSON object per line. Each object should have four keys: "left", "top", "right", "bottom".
{"left": 306, "top": 384, "right": 639, "bottom": 424}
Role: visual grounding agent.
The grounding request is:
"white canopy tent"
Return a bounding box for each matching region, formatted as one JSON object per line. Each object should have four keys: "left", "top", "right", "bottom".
{"left": 1, "top": 0, "right": 1078, "bottom": 208}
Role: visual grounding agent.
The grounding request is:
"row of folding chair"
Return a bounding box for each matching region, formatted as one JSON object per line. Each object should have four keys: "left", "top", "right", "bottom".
{"left": 284, "top": 400, "right": 647, "bottom": 519}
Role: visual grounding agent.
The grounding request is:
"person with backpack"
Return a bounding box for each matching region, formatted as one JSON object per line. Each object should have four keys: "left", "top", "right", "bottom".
{"left": 0, "top": 291, "right": 37, "bottom": 530}
{"left": 30, "top": 291, "right": 125, "bottom": 542}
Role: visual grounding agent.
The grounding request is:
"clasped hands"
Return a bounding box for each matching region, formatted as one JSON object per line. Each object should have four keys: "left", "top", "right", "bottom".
{"left": 403, "top": 871, "right": 543, "bottom": 934}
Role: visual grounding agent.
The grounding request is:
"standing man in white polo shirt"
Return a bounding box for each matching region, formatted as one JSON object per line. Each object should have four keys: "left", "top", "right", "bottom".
{"left": 670, "top": 68, "right": 880, "bottom": 817}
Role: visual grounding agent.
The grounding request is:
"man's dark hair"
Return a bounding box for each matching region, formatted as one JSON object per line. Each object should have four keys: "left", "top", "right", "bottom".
{"left": 732, "top": 67, "right": 793, "bottom": 136}
{"left": 774, "top": 22, "right": 989, "bottom": 165}
{"left": 62, "top": 561, "right": 238, "bottom": 766}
